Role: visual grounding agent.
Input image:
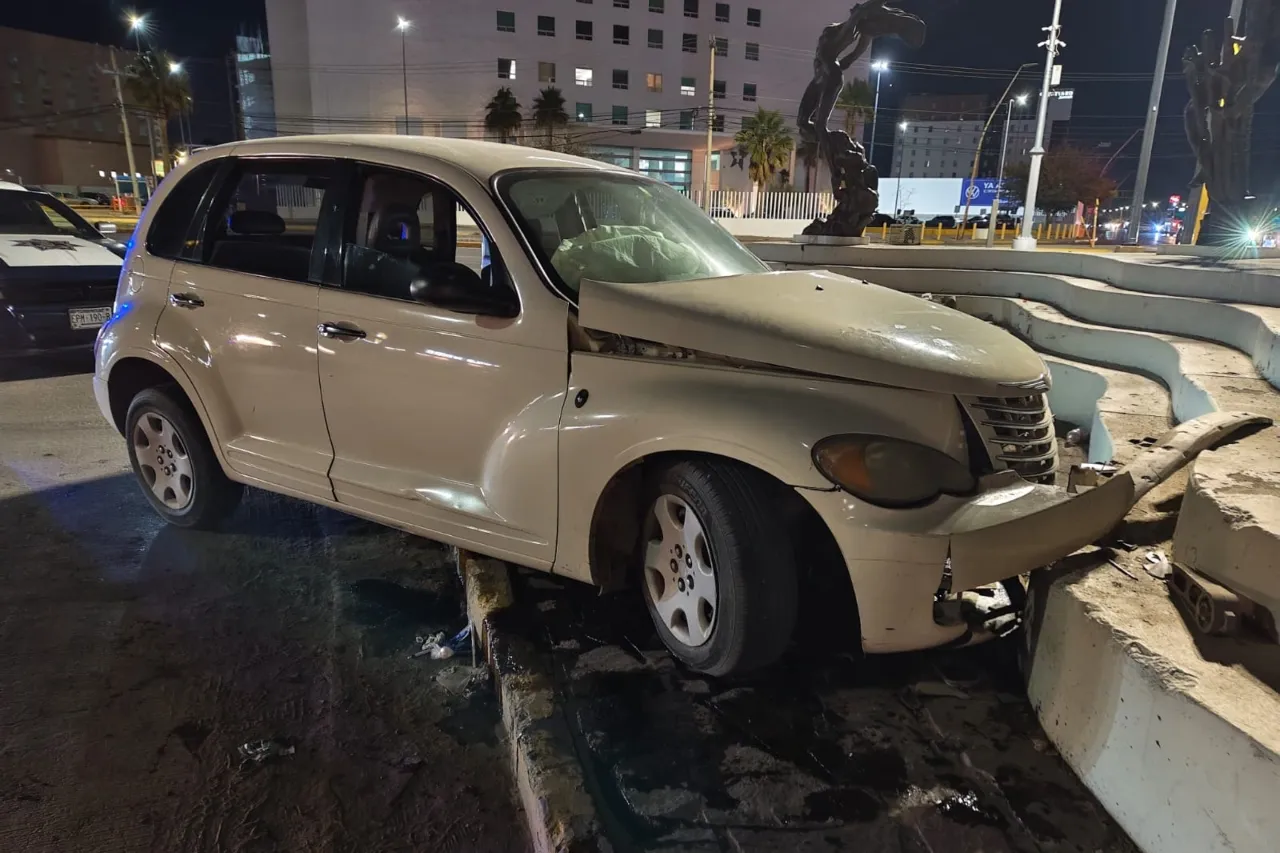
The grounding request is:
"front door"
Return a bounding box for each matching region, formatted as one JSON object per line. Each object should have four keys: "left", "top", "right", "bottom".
{"left": 316, "top": 162, "right": 566, "bottom": 565}
{"left": 160, "top": 156, "right": 338, "bottom": 499}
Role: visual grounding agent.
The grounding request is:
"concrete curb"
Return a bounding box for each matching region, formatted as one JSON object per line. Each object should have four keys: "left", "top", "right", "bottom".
{"left": 462, "top": 554, "right": 605, "bottom": 853}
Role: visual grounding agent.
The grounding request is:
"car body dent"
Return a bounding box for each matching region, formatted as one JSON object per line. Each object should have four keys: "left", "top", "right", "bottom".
{"left": 576, "top": 269, "right": 1050, "bottom": 398}
{"left": 552, "top": 351, "right": 968, "bottom": 582}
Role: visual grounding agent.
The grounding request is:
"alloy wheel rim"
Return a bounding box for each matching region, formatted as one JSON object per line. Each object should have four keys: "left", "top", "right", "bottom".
{"left": 132, "top": 412, "right": 194, "bottom": 511}
{"left": 643, "top": 494, "right": 718, "bottom": 648}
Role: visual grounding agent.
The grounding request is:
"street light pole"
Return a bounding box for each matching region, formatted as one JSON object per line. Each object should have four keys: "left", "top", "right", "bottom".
{"left": 703, "top": 34, "right": 717, "bottom": 212}
{"left": 893, "top": 122, "right": 907, "bottom": 214}
{"left": 396, "top": 17, "right": 411, "bottom": 134}
{"left": 869, "top": 60, "right": 888, "bottom": 165}
{"left": 987, "top": 95, "right": 1027, "bottom": 247}
{"left": 960, "top": 62, "right": 1035, "bottom": 234}
{"left": 127, "top": 14, "right": 158, "bottom": 180}
{"left": 1126, "top": 0, "right": 1178, "bottom": 245}
{"left": 1013, "top": 0, "right": 1065, "bottom": 251}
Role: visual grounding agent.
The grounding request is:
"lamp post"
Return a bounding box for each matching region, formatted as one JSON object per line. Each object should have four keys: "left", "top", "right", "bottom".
{"left": 869, "top": 60, "right": 888, "bottom": 166}
{"left": 960, "top": 61, "right": 1036, "bottom": 234}
{"left": 893, "top": 122, "right": 908, "bottom": 215}
{"left": 396, "top": 17, "right": 411, "bottom": 134}
{"left": 126, "top": 12, "right": 158, "bottom": 179}
{"left": 987, "top": 94, "right": 1029, "bottom": 247}
{"left": 169, "top": 61, "right": 189, "bottom": 152}
{"left": 1013, "top": 0, "right": 1065, "bottom": 251}
{"left": 1126, "top": 0, "right": 1178, "bottom": 245}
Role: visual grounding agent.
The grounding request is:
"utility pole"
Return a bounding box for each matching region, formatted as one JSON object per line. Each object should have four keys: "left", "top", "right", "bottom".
{"left": 129, "top": 28, "right": 157, "bottom": 179}
{"left": 961, "top": 63, "right": 1035, "bottom": 234}
{"left": 397, "top": 17, "right": 412, "bottom": 134}
{"left": 1013, "top": 0, "right": 1065, "bottom": 251}
{"left": 108, "top": 48, "right": 143, "bottom": 213}
{"left": 869, "top": 60, "right": 888, "bottom": 165}
{"left": 703, "top": 34, "right": 717, "bottom": 212}
{"left": 987, "top": 96, "right": 1024, "bottom": 247}
{"left": 1231, "top": 0, "right": 1244, "bottom": 32}
{"left": 1127, "top": 0, "right": 1178, "bottom": 245}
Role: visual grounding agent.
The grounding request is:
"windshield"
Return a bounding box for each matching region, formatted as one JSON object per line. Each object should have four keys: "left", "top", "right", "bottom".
{"left": 0, "top": 190, "right": 97, "bottom": 237}
{"left": 496, "top": 170, "right": 769, "bottom": 296}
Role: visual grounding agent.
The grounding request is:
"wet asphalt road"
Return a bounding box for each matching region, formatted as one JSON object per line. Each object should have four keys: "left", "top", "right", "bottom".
{"left": 0, "top": 356, "right": 525, "bottom": 853}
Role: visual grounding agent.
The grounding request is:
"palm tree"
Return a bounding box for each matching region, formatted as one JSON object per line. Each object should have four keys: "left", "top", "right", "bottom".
{"left": 124, "top": 50, "right": 191, "bottom": 169}
{"left": 484, "top": 87, "right": 523, "bottom": 143}
{"left": 530, "top": 86, "right": 570, "bottom": 146}
{"left": 734, "top": 108, "right": 794, "bottom": 190}
{"left": 835, "top": 78, "right": 875, "bottom": 137}
{"left": 795, "top": 135, "right": 820, "bottom": 192}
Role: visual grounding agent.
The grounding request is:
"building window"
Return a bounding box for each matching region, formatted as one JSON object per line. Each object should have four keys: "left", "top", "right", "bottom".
{"left": 645, "top": 109, "right": 661, "bottom": 127}
{"left": 684, "top": 0, "right": 698, "bottom": 18}
{"left": 613, "top": 69, "right": 629, "bottom": 90}
{"left": 539, "top": 61, "right": 556, "bottom": 82}
{"left": 614, "top": 25, "right": 630, "bottom": 45}
{"left": 648, "top": 28, "right": 663, "bottom": 48}
{"left": 679, "top": 110, "right": 694, "bottom": 129}
{"left": 576, "top": 20, "right": 593, "bottom": 40}
{"left": 683, "top": 33, "right": 698, "bottom": 52}
{"left": 710, "top": 151, "right": 721, "bottom": 170}
{"left": 615, "top": 0, "right": 630, "bottom": 6}
{"left": 576, "top": 67, "right": 594, "bottom": 87}
{"left": 714, "top": 37, "right": 727, "bottom": 56}
{"left": 613, "top": 105, "right": 629, "bottom": 125}
{"left": 498, "top": 58, "right": 516, "bottom": 79}
{"left": 537, "top": 15, "right": 555, "bottom": 36}
{"left": 743, "top": 82, "right": 756, "bottom": 102}
{"left": 650, "top": 0, "right": 665, "bottom": 10}
{"left": 647, "top": 72, "right": 663, "bottom": 92}
{"left": 713, "top": 79, "right": 725, "bottom": 99}
{"left": 746, "top": 6, "right": 761, "bottom": 26}
{"left": 680, "top": 76, "right": 695, "bottom": 96}
{"left": 715, "top": 2, "right": 730, "bottom": 22}
{"left": 576, "top": 102, "right": 593, "bottom": 121}
{"left": 578, "top": 0, "right": 592, "bottom": 3}
{"left": 497, "top": 11, "right": 515, "bottom": 32}
{"left": 712, "top": 114, "right": 725, "bottom": 132}
{"left": 745, "top": 42, "right": 759, "bottom": 61}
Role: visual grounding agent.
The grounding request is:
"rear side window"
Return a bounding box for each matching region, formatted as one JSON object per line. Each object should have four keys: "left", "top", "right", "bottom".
{"left": 145, "top": 161, "right": 222, "bottom": 259}
{"left": 200, "top": 158, "right": 335, "bottom": 283}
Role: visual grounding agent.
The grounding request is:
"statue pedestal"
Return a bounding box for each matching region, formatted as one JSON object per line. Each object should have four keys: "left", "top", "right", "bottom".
{"left": 793, "top": 234, "right": 870, "bottom": 246}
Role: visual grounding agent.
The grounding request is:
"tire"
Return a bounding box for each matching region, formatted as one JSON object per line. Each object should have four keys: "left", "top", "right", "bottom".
{"left": 639, "top": 459, "right": 798, "bottom": 677}
{"left": 125, "top": 386, "right": 243, "bottom": 529}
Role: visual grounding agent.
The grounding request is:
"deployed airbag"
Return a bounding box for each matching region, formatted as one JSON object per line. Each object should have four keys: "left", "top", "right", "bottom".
{"left": 551, "top": 225, "right": 705, "bottom": 292}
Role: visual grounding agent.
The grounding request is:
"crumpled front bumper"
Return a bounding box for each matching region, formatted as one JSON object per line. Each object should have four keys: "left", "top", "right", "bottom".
{"left": 799, "top": 411, "right": 1269, "bottom": 654}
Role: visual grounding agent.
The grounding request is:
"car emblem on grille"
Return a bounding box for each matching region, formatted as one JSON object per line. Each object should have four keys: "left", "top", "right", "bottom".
{"left": 12, "top": 238, "right": 79, "bottom": 251}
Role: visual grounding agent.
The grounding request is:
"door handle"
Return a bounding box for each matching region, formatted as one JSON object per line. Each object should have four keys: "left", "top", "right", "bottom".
{"left": 169, "top": 292, "right": 204, "bottom": 309}
{"left": 318, "top": 322, "right": 367, "bottom": 340}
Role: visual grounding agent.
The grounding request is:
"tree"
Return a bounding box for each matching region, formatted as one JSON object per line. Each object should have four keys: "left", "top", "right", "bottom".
{"left": 835, "top": 78, "right": 875, "bottom": 137}
{"left": 734, "top": 108, "right": 794, "bottom": 189}
{"left": 795, "top": 135, "right": 820, "bottom": 192}
{"left": 124, "top": 50, "right": 191, "bottom": 169}
{"left": 484, "top": 87, "right": 522, "bottom": 143}
{"left": 1004, "top": 146, "right": 1119, "bottom": 215}
{"left": 530, "top": 87, "right": 570, "bottom": 146}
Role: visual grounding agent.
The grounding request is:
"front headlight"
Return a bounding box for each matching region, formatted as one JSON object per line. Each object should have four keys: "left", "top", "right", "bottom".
{"left": 812, "top": 434, "right": 976, "bottom": 508}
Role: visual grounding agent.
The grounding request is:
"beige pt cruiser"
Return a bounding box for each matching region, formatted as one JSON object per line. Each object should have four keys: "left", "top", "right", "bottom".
{"left": 93, "top": 135, "right": 1200, "bottom": 676}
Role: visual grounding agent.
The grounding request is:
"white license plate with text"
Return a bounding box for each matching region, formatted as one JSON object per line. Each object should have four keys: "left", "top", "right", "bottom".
{"left": 68, "top": 307, "right": 112, "bottom": 330}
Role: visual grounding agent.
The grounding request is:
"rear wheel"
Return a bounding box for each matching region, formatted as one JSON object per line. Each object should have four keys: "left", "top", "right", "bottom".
{"left": 640, "top": 459, "right": 798, "bottom": 677}
{"left": 125, "top": 387, "right": 242, "bottom": 529}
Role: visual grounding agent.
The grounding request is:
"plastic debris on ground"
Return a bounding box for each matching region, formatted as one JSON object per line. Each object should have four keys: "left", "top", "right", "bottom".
{"left": 1064, "top": 427, "right": 1087, "bottom": 447}
{"left": 436, "top": 664, "right": 485, "bottom": 695}
{"left": 238, "top": 738, "right": 295, "bottom": 765}
{"left": 1144, "top": 549, "right": 1172, "bottom": 580}
{"left": 409, "top": 624, "right": 473, "bottom": 661}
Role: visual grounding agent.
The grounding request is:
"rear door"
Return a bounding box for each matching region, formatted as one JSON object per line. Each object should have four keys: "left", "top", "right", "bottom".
{"left": 157, "top": 157, "right": 340, "bottom": 500}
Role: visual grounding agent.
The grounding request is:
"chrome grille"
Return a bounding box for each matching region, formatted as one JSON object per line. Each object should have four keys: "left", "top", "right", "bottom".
{"left": 963, "top": 393, "right": 1057, "bottom": 485}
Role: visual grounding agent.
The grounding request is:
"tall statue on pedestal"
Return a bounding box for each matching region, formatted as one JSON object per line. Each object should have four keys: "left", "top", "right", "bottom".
{"left": 1183, "top": 0, "right": 1280, "bottom": 243}
{"left": 798, "top": 1, "right": 925, "bottom": 239}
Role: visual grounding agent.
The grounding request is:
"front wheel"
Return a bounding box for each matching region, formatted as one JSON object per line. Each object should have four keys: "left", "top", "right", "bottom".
{"left": 640, "top": 459, "right": 798, "bottom": 677}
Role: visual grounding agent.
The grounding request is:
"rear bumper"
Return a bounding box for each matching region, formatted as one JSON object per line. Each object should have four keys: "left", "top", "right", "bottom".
{"left": 800, "top": 469, "right": 1135, "bottom": 654}
{"left": 1, "top": 302, "right": 107, "bottom": 354}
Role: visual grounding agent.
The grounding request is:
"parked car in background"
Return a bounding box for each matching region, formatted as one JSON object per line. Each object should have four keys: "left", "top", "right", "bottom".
{"left": 925, "top": 215, "right": 957, "bottom": 228}
{"left": 868, "top": 212, "right": 896, "bottom": 227}
{"left": 0, "top": 182, "right": 125, "bottom": 356}
{"left": 97, "top": 135, "right": 1176, "bottom": 677}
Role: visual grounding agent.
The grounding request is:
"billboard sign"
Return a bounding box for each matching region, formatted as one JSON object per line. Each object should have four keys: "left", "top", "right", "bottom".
{"left": 959, "top": 178, "right": 1001, "bottom": 207}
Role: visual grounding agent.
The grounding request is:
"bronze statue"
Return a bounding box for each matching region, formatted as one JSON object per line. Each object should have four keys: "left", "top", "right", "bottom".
{"left": 1183, "top": 0, "right": 1280, "bottom": 243}
{"left": 798, "top": 2, "right": 925, "bottom": 238}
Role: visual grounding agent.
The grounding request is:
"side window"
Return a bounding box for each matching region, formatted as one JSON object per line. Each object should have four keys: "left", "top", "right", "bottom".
{"left": 201, "top": 158, "right": 335, "bottom": 283}
{"left": 338, "top": 165, "right": 517, "bottom": 311}
{"left": 145, "top": 161, "right": 222, "bottom": 259}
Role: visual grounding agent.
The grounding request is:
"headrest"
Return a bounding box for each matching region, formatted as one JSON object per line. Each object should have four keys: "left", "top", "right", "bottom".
{"left": 229, "top": 209, "right": 286, "bottom": 236}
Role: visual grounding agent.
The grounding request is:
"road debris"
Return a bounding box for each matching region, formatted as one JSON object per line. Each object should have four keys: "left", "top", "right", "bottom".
{"left": 436, "top": 664, "right": 484, "bottom": 695}
{"left": 1108, "top": 558, "right": 1140, "bottom": 581}
{"left": 1064, "top": 427, "right": 1087, "bottom": 447}
{"left": 1144, "top": 550, "right": 1172, "bottom": 580}
{"left": 914, "top": 680, "right": 970, "bottom": 700}
{"left": 238, "top": 739, "right": 295, "bottom": 765}
{"left": 410, "top": 625, "right": 473, "bottom": 661}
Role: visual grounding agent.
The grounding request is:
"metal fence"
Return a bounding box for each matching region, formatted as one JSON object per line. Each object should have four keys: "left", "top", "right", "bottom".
{"left": 690, "top": 190, "right": 835, "bottom": 220}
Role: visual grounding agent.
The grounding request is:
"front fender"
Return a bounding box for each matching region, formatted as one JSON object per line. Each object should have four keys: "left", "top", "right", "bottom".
{"left": 552, "top": 352, "right": 967, "bottom": 582}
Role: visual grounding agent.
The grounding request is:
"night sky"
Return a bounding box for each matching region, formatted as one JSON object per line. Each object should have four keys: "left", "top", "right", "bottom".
{"left": 4, "top": 0, "right": 1269, "bottom": 202}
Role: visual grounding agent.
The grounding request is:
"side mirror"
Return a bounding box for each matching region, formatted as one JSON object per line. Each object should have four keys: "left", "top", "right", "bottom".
{"left": 409, "top": 262, "right": 517, "bottom": 318}
{"left": 95, "top": 222, "right": 118, "bottom": 235}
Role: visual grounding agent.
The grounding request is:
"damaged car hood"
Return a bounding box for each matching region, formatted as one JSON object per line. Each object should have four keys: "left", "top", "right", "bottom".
{"left": 577, "top": 270, "right": 1048, "bottom": 396}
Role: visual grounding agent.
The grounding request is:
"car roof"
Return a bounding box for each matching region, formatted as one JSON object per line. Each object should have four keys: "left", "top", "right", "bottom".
{"left": 0, "top": 181, "right": 30, "bottom": 192}
{"left": 215, "top": 134, "right": 630, "bottom": 183}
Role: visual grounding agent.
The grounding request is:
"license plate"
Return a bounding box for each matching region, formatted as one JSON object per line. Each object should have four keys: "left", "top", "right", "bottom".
{"left": 69, "top": 306, "right": 112, "bottom": 330}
